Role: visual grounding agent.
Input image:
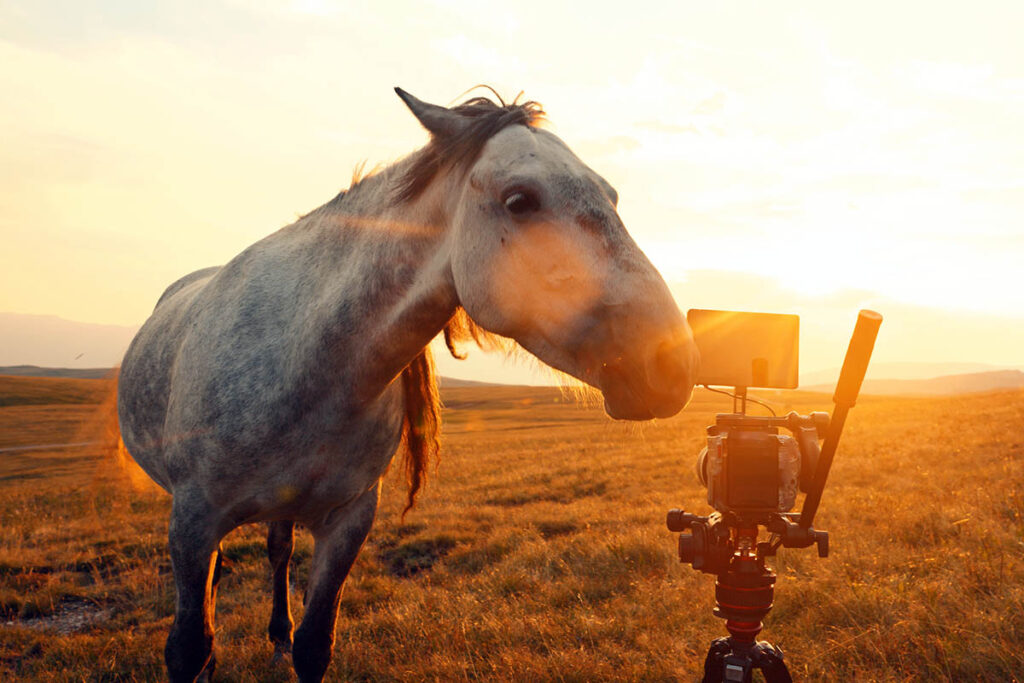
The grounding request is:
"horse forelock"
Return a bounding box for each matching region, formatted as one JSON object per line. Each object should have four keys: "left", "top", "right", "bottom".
{"left": 395, "top": 93, "right": 545, "bottom": 203}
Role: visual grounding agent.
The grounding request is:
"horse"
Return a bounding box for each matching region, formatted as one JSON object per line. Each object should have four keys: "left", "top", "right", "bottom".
{"left": 116, "top": 87, "right": 700, "bottom": 682}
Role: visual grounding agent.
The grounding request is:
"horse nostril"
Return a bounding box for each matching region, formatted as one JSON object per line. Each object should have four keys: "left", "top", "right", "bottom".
{"left": 650, "top": 339, "right": 693, "bottom": 393}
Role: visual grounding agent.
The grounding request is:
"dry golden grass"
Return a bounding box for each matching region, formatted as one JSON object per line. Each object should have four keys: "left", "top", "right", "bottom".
{"left": 0, "top": 376, "right": 1021, "bottom": 681}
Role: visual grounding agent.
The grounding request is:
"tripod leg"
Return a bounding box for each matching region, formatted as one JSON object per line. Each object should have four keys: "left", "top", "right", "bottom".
{"left": 752, "top": 642, "right": 793, "bottom": 683}
{"left": 701, "top": 637, "right": 731, "bottom": 683}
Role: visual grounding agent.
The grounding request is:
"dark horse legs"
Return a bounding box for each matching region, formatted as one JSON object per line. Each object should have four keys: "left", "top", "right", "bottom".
{"left": 164, "top": 487, "right": 375, "bottom": 683}
{"left": 165, "top": 491, "right": 222, "bottom": 683}
{"left": 267, "top": 520, "right": 296, "bottom": 656}
{"left": 292, "top": 485, "right": 379, "bottom": 683}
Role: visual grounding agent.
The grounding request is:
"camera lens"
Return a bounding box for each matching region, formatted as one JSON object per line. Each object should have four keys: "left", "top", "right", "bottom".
{"left": 679, "top": 532, "right": 696, "bottom": 564}
{"left": 695, "top": 447, "right": 709, "bottom": 487}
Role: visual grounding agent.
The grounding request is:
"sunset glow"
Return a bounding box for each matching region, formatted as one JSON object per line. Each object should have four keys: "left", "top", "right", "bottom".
{"left": 2, "top": 8, "right": 1022, "bottom": 677}
{"left": 1, "top": 1, "right": 1022, "bottom": 380}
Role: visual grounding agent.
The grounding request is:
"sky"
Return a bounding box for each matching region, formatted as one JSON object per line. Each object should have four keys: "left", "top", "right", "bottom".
{"left": 1, "top": 1, "right": 1022, "bottom": 382}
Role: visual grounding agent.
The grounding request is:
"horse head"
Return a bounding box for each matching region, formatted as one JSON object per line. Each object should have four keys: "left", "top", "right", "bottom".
{"left": 397, "top": 88, "right": 699, "bottom": 420}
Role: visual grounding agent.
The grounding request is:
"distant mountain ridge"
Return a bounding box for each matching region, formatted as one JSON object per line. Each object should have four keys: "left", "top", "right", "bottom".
{"left": 798, "top": 361, "right": 1023, "bottom": 386}
{"left": 3, "top": 366, "right": 1022, "bottom": 397}
{"left": 437, "top": 376, "right": 498, "bottom": 388}
{"left": 0, "top": 365, "right": 502, "bottom": 387}
{"left": 803, "top": 369, "right": 1024, "bottom": 396}
{"left": 0, "top": 312, "right": 138, "bottom": 368}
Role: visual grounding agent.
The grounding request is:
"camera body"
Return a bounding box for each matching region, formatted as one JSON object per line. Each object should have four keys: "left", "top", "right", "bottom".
{"left": 701, "top": 426, "right": 799, "bottom": 517}
{"left": 696, "top": 412, "right": 828, "bottom": 521}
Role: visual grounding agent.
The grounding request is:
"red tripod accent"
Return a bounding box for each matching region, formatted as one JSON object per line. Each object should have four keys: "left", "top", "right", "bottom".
{"left": 702, "top": 527, "right": 792, "bottom": 683}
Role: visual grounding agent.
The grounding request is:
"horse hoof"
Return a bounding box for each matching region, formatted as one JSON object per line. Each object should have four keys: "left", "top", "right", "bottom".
{"left": 271, "top": 644, "right": 292, "bottom": 665}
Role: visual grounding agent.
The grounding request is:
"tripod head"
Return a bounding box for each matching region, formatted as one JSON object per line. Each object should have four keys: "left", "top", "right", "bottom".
{"left": 667, "top": 310, "right": 882, "bottom": 682}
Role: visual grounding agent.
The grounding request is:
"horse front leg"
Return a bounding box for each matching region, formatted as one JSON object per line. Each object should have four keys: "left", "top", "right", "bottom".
{"left": 292, "top": 485, "right": 379, "bottom": 683}
{"left": 165, "top": 491, "right": 223, "bottom": 683}
{"left": 267, "top": 520, "right": 296, "bottom": 659}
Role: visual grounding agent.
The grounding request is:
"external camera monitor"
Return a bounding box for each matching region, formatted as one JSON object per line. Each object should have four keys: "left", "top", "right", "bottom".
{"left": 687, "top": 309, "right": 799, "bottom": 389}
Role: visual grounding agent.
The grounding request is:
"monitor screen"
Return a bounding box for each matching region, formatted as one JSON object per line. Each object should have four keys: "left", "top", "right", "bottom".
{"left": 687, "top": 309, "right": 799, "bottom": 389}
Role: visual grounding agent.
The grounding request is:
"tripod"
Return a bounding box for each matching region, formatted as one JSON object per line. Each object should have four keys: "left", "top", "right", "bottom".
{"left": 667, "top": 310, "right": 883, "bottom": 681}
{"left": 700, "top": 526, "right": 791, "bottom": 683}
{"left": 668, "top": 507, "right": 828, "bottom": 683}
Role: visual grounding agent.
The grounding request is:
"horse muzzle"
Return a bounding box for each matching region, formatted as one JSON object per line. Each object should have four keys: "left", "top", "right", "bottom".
{"left": 598, "top": 336, "right": 699, "bottom": 420}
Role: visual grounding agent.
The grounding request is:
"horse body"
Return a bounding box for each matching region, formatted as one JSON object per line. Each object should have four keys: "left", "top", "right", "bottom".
{"left": 121, "top": 171, "right": 442, "bottom": 527}
{"left": 117, "top": 89, "right": 699, "bottom": 682}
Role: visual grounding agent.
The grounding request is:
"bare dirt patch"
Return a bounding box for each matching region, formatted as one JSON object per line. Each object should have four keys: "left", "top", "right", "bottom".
{"left": 4, "top": 599, "right": 110, "bottom": 635}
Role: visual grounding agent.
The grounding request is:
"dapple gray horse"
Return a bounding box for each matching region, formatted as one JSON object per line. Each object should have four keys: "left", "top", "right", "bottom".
{"left": 117, "top": 88, "right": 699, "bottom": 682}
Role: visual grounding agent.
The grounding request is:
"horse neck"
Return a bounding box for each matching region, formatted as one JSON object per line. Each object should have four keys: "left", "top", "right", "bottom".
{"left": 300, "top": 162, "right": 459, "bottom": 402}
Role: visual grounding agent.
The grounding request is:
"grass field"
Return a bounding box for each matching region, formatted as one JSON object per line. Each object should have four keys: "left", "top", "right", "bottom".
{"left": 0, "top": 374, "right": 1021, "bottom": 681}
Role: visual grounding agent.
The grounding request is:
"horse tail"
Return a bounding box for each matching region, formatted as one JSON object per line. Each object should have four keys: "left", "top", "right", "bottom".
{"left": 89, "top": 370, "right": 152, "bottom": 491}
{"left": 399, "top": 347, "right": 441, "bottom": 517}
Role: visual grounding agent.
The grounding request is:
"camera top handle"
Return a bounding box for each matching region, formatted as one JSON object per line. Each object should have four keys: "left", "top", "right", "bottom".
{"left": 798, "top": 309, "right": 883, "bottom": 529}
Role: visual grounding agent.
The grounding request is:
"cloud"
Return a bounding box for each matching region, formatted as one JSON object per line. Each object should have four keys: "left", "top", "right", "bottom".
{"left": 2, "top": 0, "right": 1023, "bottom": 344}
{"left": 432, "top": 34, "right": 526, "bottom": 81}
{"left": 693, "top": 92, "right": 727, "bottom": 116}
{"left": 634, "top": 120, "right": 701, "bottom": 136}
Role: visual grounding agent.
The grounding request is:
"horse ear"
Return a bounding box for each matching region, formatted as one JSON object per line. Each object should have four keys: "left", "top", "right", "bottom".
{"left": 395, "top": 87, "right": 468, "bottom": 139}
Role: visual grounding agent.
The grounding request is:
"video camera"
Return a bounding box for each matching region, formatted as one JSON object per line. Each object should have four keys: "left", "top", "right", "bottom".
{"left": 667, "top": 309, "right": 882, "bottom": 683}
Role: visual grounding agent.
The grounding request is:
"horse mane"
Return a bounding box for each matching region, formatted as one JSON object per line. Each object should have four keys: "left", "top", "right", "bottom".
{"left": 392, "top": 90, "right": 542, "bottom": 514}
{"left": 395, "top": 90, "right": 548, "bottom": 514}
{"left": 395, "top": 91, "right": 545, "bottom": 203}
{"left": 399, "top": 348, "right": 440, "bottom": 516}
{"left": 443, "top": 306, "right": 515, "bottom": 358}
{"left": 397, "top": 305, "right": 517, "bottom": 516}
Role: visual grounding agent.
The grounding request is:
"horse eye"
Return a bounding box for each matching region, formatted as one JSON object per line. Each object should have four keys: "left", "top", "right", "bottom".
{"left": 504, "top": 191, "right": 540, "bottom": 216}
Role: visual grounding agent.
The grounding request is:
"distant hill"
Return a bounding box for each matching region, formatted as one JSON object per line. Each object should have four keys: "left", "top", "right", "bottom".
{"left": 5, "top": 364, "right": 1023, "bottom": 396}
{"left": 0, "top": 312, "right": 138, "bottom": 368}
{"left": 438, "top": 376, "right": 499, "bottom": 388}
{"left": 0, "top": 365, "right": 500, "bottom": 388}
{"left": 799, "top": 361, "right": 1022, "bottom": 386}
{"left": 804, "top": 369, "right": 1024, "bottom": 396}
